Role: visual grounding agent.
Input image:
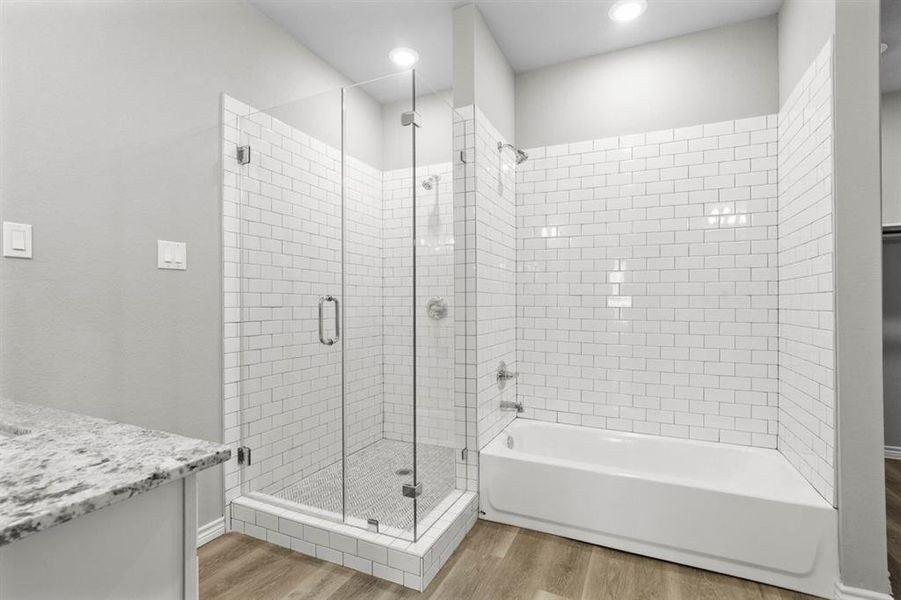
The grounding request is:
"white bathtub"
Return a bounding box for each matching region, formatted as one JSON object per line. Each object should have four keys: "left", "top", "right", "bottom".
{"left": 479, "top": 419, "right": 838, "bottom": 598}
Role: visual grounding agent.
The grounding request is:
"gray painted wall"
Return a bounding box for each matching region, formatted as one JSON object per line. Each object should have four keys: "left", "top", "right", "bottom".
{"left": 263, "top": 85, "right": 383, "bottom": 169}
{"left": 833, "top": 0, "right": 890, "bottom": 594}
{"left": 453, "top": 4, "right": 476, "bottom": 110}
{"left": 883, "top": 91, "right": 901, "bottom": 224}
{"left": 453, "top": 4, "right": 516, "bottom": 143}
{"left": 778, "top": 0, "right": 837, "bottom": 106}
{"left": 473, "top": 6, "right": 516, "bottom": 144}
{"left": 0, "top": 0, "right": 379, "bottom": 527}
{"left": 514, "top": 16, "right": 779, "bottom": 149}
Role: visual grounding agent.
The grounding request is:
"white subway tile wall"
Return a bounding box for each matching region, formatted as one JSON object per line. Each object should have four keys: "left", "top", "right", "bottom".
{"left": 474, "top": 108, "right": 518, "bottom": 450}
{"left": 453, "top": 106, "right": 480, "bottom": 491}
{"left": 516, "top": 115, "right": 780, "bottom": 447}
{"left": 343, "top": 159, "right": 387, "bottom": 458}
{"left": 776, "top": 39, "right": 835, "bottom": 504}
{"left": 224, "top": 95, "right": 345, "bottom": 505}
{"left": 382, "top": 164, "right": 457, "bottom": 448}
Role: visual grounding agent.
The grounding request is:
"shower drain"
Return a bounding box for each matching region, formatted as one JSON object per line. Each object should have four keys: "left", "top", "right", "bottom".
{"left": 395, "top": 467, "right": 412, "bottom": 476}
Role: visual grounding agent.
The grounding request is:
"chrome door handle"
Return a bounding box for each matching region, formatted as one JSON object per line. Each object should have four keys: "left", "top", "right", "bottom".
{"left": 332, "top": 296, "right": 340, "bottom": 343}
{"left": 318, "top": 295, "right": 340, "bottom": 346}
{"left": 318, "top": 296, "right": 329, "bottom": 345}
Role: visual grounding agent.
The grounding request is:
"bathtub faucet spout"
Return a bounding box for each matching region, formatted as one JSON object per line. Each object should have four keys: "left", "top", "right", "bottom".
{"left": 500, "top": 400, "right": 524, "bottom": 414}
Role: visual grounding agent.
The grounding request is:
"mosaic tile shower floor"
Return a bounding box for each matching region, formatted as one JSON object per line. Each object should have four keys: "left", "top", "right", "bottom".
{"left": 273, "top": 439, "right": 457, "bottom": 533}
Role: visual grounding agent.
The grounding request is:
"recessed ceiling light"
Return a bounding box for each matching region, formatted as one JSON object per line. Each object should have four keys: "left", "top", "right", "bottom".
{"left": 389, "top": 47, "right": 419, "bottom": 68}
{"left": 609, "top": 0, "right": 647, "bottom": 22}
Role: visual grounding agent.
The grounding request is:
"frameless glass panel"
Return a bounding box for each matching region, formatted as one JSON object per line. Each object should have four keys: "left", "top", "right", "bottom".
{"left": 232, "top": 88, "right": 346, "bottom": 523}
{"left": 411, "top": 72, "right": 466, "bottom": 538}
{"left": 342, "top": 71, "right": 416, "bottom": 540}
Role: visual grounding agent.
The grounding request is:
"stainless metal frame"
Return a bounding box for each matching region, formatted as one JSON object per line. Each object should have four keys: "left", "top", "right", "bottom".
{"left": 411, "top": 70, "right": 420, "bottom": 541}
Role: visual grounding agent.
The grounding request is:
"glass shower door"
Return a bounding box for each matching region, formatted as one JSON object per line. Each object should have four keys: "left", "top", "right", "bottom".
{"left": 342, "top": 72, "right": 416, "bottom": 540}
{"left": 232, "top": 89, "right": 346, "bottom": 519}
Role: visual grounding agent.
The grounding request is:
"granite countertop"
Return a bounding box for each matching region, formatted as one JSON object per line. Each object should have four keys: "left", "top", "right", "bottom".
{"left": 0, "top": 398, "right": 231, "bottom": 546}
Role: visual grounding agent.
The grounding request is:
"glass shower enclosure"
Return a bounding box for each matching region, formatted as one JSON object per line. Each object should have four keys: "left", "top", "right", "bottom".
{"left": 232, "top": 71, "right": 463, "bottom": 542}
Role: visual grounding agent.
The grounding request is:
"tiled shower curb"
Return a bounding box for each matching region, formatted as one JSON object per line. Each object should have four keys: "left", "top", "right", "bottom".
{"left": 229, "top": 491, "right": 478, "bottom": 591}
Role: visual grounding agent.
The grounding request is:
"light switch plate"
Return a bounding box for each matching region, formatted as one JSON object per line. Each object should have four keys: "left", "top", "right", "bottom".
{"left": 3, "top": 222, "right": 32, "bottom": 258}
{"left": 157, "top": 240, "right": 187, "bottom": 270}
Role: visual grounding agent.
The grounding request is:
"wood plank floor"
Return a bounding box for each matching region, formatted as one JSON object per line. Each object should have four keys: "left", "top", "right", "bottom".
{"left": 200, "top": 506, "right": 840, "bottom": 600}
{"left": 887, "top": 459, "right": 901, "bottom": 597}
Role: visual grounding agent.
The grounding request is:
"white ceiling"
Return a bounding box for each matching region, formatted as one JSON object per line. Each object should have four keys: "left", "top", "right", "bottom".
{"left": 250, "top": 0, "right": 462, "bottom": 101}
{"left": 250, "top": 0, "right": 785, "bottom": 103}
{"left": 478, "top": 0, "right": 782, "bottom": 72}
{"left": 884, "top": 0, "right": 901, "bottom": 93}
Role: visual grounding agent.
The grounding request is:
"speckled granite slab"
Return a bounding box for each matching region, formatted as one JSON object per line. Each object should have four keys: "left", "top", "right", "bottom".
{"left": 0, "top": 398, "right": 230, "bottom": 546}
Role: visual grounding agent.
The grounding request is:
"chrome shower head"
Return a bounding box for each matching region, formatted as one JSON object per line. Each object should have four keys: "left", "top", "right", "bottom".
{"left": 421, "top": 174, "right": 440, "bottom": 190}
{"left": 498, "top": 141, "right": 528, "bottom": 165}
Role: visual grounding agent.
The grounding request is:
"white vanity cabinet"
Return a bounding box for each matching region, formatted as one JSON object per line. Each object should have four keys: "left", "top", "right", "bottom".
{"left": 0, "top": 399, "right": 229, "bottom": 600}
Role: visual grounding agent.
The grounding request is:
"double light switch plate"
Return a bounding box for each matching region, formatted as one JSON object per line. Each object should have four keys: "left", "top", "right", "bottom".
{"left": 158, "top": 240, "right": 187, "bottom": 270}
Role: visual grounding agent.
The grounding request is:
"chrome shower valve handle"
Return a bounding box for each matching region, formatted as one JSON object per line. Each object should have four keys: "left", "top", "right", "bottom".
{"left": 497, "top": 361, "right": 518, "bottom": 388}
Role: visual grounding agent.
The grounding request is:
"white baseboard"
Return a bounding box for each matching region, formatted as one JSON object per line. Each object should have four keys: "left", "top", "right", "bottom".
{"left": 885, "top": 445, "right": 901, "bottom": 460}
{"left": 197, "top": 517, "right": 225, "bottom": 548}
{"left": 834, "top": 581, "right": 893, "bottom": 600}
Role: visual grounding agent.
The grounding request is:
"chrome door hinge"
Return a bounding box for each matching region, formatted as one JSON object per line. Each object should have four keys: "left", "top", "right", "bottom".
{"left": 237, "top": 446, "right": 252, "bottom": 466}
{"left": 401, "top": 111, "right": 421, "bottom": 128}
{"left": 237, "top": 145, "right": 251, "bottom": 165}
{"left": 402, "top": 482, "right": 423, "bottom": 498}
